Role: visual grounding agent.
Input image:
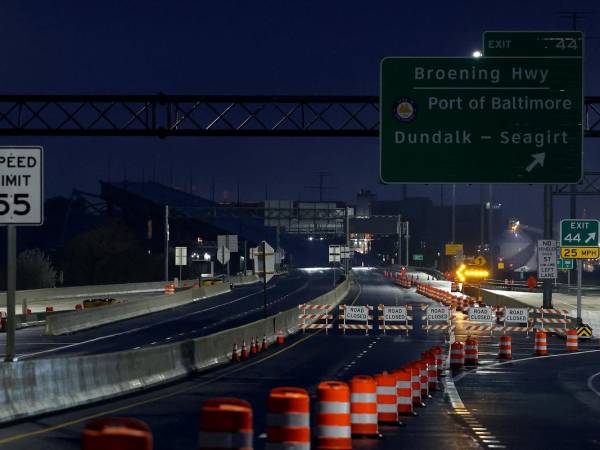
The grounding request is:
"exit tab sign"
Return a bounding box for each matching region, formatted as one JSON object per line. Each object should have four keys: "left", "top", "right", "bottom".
{"left": 379, "top": 57, "right": 582, "bottom": 184}
{"left": 560, "top": 219, "right": 600, "bottom": 247}
{"left": 483, "top": 31, "right": 583, "bottom": 57}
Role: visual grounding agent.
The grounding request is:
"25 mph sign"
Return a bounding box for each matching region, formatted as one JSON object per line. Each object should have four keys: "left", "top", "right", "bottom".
{"left": 0, "top": 147, "right": 43, "bottom": 225}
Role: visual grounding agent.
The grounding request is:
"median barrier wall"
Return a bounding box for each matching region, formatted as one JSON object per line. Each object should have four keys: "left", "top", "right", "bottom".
{"left": 43, "top": 283, "right": 231, "bottom": 336}
{"left": 481, "top": 289, "right": 536, "bottom": 308}
{"left": 0, "top": 278, "right": 350, "bottom": 424}
{"left": 0, "top": 279, "right": 199, "bottom": 307}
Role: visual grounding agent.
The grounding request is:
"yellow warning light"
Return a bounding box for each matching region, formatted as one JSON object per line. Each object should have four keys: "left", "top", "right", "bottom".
{"left": 456, "top": 265, "right": 489, "bottom": 281}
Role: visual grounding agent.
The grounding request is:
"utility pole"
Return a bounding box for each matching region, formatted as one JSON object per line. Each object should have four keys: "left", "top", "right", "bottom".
{"left": 451, "top": 184, "right": 456, "bottom": 243}
{"left": 480, "top": 184, "right": 485, "bottom": 248}
{"left": 405, "top": 222, "right": 410, "bottom": 268}
{"left": 488, "top": 185, "right": 495, "bottom": 279}
{"left": 397, "top": 215, "right": 402, "bottom": 267}
{"left": 304, "top": 172, "right": 335, "bottom": 201}
{"left": 164, "top": 205, "right": 169, "bottom": 282}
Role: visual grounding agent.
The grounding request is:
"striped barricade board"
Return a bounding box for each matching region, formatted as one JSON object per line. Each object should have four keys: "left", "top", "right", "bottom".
{"left": 531, "top": 308, "right": 571, "bottom": 335}
{"left": 298, "top": 303, "right": 334, "bottom": 334}
{"left": 422, "top": 305, "right": 452, "bottom": 333}
{"left": 377, "top": 305, "right": 413, "bottom": 334}
{"left": 339, "top": 305, "right": 373, "bottom": 334}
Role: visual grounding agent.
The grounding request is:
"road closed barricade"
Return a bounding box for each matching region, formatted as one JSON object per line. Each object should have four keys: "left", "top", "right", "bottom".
{"left": 501, "top": 307, "right": 530, "bottom": 335}
{"left": 339, "top": 305, "right": 373, "bottom": 335}
{"left": 298, "top": 304, "right": 334, "bottom": 334}
{"left": 462, "top": 306, "right": 494, "bottom": 336}
{"left": 421, "top": 305, "right": 454, "bottom": 334}
{"left": 377, "top": 305, "right": 413, "bottom": 335}
{"left": 532, "top": 308, "right": 572, "bottom": 335}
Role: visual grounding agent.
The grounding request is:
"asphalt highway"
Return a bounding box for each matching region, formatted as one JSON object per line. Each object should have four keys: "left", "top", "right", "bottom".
{"left": 451, "top": 325, "right": 600, "bottom": 449}
{"left": 0, "top": 268, "right": 339, "bottom": 359}
{"left": 0, "top": 269, "right": 479, "bottom": 450}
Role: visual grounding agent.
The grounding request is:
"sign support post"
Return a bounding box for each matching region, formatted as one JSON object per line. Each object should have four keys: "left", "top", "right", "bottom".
{"left": 6, "top": 225, "right": 16, "bottom": 362}
{"left": 543, "top": 186, "right": 553, "bottom": 308}
{"left": 577, "top": 260, "right": 582, "bottom": 325}
{"left": 164, "top": 205, "right": 169, "bottom": 282}
{"left": 262, "top": 241, "right": 267, "bottom": 318}
{"left": 0, "top": 146, "right": 43, "bottom": 362}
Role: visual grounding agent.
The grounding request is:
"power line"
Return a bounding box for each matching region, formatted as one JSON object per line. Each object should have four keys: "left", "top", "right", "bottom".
{"left": 304, "top": 172, "right": 335, "bottom": 202}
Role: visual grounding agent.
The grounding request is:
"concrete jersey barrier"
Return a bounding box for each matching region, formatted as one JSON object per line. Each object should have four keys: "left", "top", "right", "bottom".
{"left": 0, "top": 279, "right": 200, "bottom": 307}
{"left": 43, "top": 283, "right": 231, "bottom": 336}
{"left": 0, "top": 279, "right": 351, "bottom": 424}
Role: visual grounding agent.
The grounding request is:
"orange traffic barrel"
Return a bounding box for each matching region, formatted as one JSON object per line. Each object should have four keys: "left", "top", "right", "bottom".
{"left": 450, "top": 342, "right": 465, "bottom": 369}
{"left": 430, "top": 347, "right": 443, "bottom": 376}
{"left": 415, "top": 360, "right": 429, "bottom": 398}
{"left": 566, "top": 329, "right": 578, "bottom": 352}
{"left": 199, "top": 398, "right": 253, "bottom": 450}
{"left": 316, "top": 381, "right": 351, "bottom": 449}
{"left": 374, "top": 372, "right": 398, "bottom": 424}
{"left": 464, "top": 337, "right": 479, "bottom": 366}
{"left": 46, "top": 306, "right": 54, "bottom": 312}
{"left": 277, "top": 329, "right": 285, "bottom": 345}
{"left": 75, "top": 304, "right": 83, "bottom": 310}
{"left": 498, "top": 335, "right": 512, "bottom": 360}
{"left": 349, "top": 375, "right": 378, "bottom": 437}
{"left": 241, "top": 341, "right": 249, "bottom": 360}
{"left": 405, "top": 364, "right": 423, "bottom": 407}
{"left": 421, "top": 353, "right": 438, "bottom": 391}
{"left": 534, "top": 331, "right": 548, "bottom": 356}
{"left": 261, "top": 335, "right": 269, "bottom": 351}
{"left": 81, "top": 417, "right": 152, "bottom": 450}
{"left": 392, "top": 369, "right": 413, "bottom": 415}
{"left": 266, "top": 387, "right": 310, "bottom": 450}
{"left": 231, "top": 343, "right": 240, "bottom": 362}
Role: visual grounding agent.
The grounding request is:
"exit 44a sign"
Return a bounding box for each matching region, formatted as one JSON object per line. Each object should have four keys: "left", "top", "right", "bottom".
{"left": 560, "top": 219, "right": 600, "bottom": 247}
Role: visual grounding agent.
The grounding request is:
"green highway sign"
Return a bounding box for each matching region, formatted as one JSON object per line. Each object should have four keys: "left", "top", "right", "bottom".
{"left": 413, "top": 254, "right": 424, "bottom": 261}
{"left": 483, "top": 31, "right": 583, "bottom": 57}
{"left": 557, "top": 259, "right": 574, "bottom": 270}
{"left": 379, "top": 57, "right": 582, "bottom": 183}
{"left": 560, "top": 219, "right": 600, "bottom": 247}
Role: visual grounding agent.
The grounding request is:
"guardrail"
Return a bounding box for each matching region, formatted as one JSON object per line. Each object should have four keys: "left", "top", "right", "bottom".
{"left": 0, "top": 278, "right": 351, "bottom": 424}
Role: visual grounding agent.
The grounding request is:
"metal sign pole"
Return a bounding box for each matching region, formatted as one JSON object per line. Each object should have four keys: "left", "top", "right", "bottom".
{"left": 262, "top": 241, "right": 267, "bottom": 318}
{"left": 577, "top": 260, "right": 582, "bottom": 325}
{"left": 542, "top": 186, "right": 553, "bottom": 308}
{"left": 164, "top": 205, "right": 169, "bottom": 282}
{"left": 5, "top": 225, "right": 16, "bottom": 362}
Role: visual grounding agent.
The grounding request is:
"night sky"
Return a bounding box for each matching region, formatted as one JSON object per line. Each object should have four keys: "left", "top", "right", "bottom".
{"left": 1, "top": 0, "right": 598, "bottom": 228}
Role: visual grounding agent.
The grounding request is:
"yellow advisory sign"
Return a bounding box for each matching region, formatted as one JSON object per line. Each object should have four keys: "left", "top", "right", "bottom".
{"left": 445, "top": 243, "right": 463, "bottom": 256}
{"left": 560, "top": 247, "right": 600, "bottom": 259}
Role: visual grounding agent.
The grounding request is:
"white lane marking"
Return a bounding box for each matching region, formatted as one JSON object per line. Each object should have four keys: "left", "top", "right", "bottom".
{"left": 453, "top": 349, "right": 600, "bottom": 383}
{"left": 587, "top": 371, "right": 600, "bottom": 397}
{"left": 16, "top": 286, "right": 275, "bottom": 359}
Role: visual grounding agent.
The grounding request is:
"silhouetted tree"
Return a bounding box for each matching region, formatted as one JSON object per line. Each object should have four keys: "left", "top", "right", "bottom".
{"left": 63, "top": 220, "right": 160, "bottom": 285}
{"left": 17, "top": 249, "right": 57, "bottom": 289}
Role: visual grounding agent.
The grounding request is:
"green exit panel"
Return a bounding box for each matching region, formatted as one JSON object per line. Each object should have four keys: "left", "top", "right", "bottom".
{"left": 380, "top": 57, "right": 582, "bottom": 184}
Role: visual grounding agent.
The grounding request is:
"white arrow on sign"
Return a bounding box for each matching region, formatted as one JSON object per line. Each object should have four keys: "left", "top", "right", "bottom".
{"left": 585, "top": 232, "right": 597, "bottom": 244}
{"left": 525, "top": 152, "right": 545, "bottom": 172}
{"left": 217, "top": 245, "right": 230, "bottom": 264}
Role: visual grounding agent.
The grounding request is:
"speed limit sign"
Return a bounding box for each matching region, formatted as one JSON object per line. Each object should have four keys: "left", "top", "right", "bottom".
{"left": 0, "top": 147, "right": 43, "bottom": 225}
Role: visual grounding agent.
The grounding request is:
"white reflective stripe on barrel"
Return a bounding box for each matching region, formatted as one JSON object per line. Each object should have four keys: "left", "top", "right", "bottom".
{"left": 351, "top": 413, "right": 378, "bottom": 424}
{"left": 351, "top": 393, "right": 377, "bottom": 403}
{"left": 396, "top": 381, "right": 411, "bottom": 388}
{"left": 317, "top": 425, "right": 351, "bottom": 438}
{"left": 376, "top": 403, "right": 396, "bottom": 413}
{"left": 319, "top": 401, "right": 350, "bottom": 414}
{"left": 266, "top": 443, "right": 310, "bottom": 450}
{"left": 267, "top": 412, "right": 310, "bottom": 427}
{"left": 397, "top": 395, "right": 412, "bottom": 405}
{"left": 198, "top": 431, "right": 253, "bottom": 448}
{"left": 376, "top": 386, "right": 396, "bottom": 395}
